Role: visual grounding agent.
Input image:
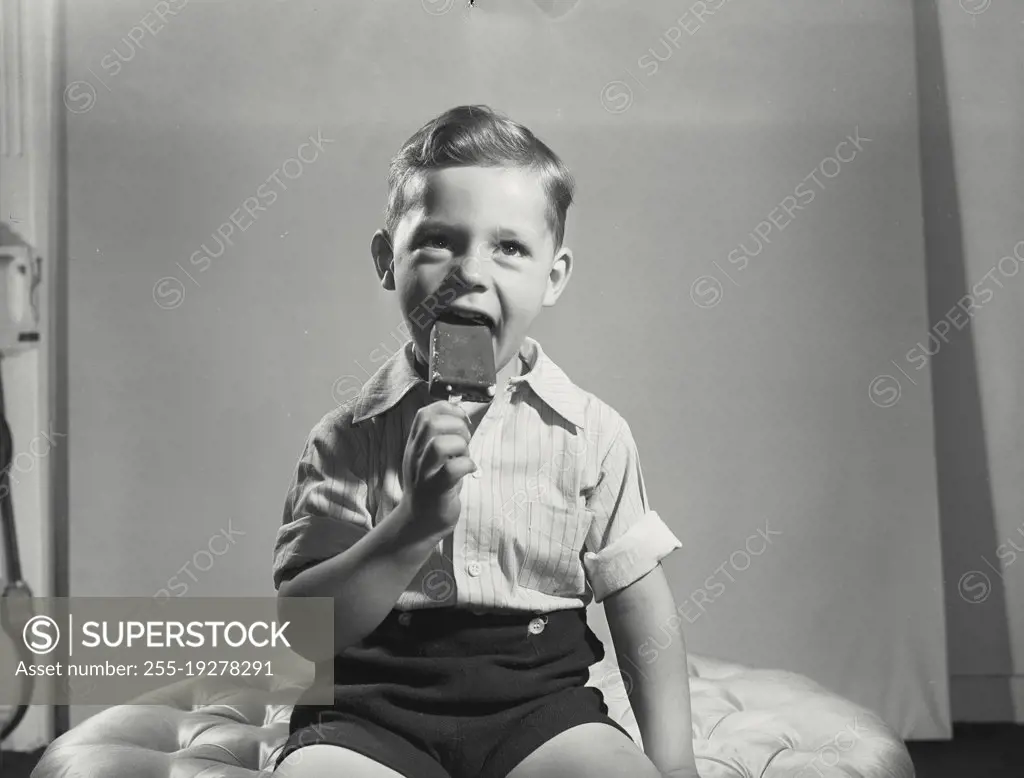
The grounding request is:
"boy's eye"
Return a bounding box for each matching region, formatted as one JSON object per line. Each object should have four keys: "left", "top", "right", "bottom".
{"left": 499, "top": 241, "right": 528, "bottom": 257}
{"left": 421, "top": 235, "right": 450, "bottom": 250}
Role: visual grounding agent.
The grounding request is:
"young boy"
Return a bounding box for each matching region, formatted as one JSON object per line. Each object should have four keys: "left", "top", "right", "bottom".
{"left": 273, "top": 105, "right": 699, "bottom": 778}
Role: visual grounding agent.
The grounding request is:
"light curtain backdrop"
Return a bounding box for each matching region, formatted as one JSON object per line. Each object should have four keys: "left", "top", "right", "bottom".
{"left": 64, "top": 0, "right": 956, "bottom": 737}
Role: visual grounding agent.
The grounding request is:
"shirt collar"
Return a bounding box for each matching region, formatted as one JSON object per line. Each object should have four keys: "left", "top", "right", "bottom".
{"left": 350, "top": 336, "right": 586, "bottom": 429}
{"left": 350, "top": 340, "right": 425, "bottom": 425}
{"left": 509, "top": 338, "right": 587, "bottom": 429}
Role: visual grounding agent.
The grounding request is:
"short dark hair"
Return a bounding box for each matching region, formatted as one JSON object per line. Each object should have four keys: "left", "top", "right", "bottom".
{"left": 385, "top": 105, "right": 575, "bottom": 248}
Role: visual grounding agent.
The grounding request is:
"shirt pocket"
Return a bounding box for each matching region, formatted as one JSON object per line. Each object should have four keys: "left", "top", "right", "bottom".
{"left": 513, "top": 503, "right": 593, "bottom": 597}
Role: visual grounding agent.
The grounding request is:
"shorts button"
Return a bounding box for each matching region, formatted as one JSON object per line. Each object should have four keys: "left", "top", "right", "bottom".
{"left": 467, "top": 561, "right": 482, "bottom": 577}
{"left": 397, "top": 612, "right": 412, "bottom": 626}
{"left": 528, "top": 617, "right": 545, "bottom": 635}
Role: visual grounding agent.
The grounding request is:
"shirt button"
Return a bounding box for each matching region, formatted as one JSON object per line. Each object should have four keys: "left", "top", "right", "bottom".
{"left": 471, "top": 468, "right": 481, "bottom": 479}
{"left": 528, "top": 617, "right": 545, "bottom": 635}
{"left": 397, "top": 612, "right": 412, "bottom": 626}
{"left": 467, "top": 561, "right": 482, "bottom": 577}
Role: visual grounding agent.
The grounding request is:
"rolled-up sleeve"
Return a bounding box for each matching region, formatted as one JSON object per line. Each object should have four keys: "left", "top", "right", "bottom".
{"left": 272, "top": 416, "right": 374, "bottom": 590}
{"left": 582, "top": 420, "right": 681, "bottom": 602}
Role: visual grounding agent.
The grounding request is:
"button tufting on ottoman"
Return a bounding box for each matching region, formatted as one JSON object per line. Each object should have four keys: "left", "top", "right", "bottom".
{"left": 31, "top": 653, "right": 913, "bottom": 778}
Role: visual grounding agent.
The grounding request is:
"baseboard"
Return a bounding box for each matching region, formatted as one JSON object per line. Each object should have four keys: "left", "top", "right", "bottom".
{"left": 950, "top": 675, "right": 1024, "bottom": 723}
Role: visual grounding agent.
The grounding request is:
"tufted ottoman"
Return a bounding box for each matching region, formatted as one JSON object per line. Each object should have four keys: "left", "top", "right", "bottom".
{"left": 31, "top": 652, "right": 913, "bottom": 778}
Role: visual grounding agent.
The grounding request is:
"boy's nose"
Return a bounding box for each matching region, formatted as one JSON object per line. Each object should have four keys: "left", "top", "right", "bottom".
{"left": 452, "top": 247, "right": 489, "bottom": 285}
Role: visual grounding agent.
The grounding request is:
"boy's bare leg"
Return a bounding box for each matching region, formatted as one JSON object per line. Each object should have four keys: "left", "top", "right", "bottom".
{"left": 275, "top": 744, "right": 412, "bottom": 777}
{"left": 506, "top": 723, "right": 662, "bottom": 778}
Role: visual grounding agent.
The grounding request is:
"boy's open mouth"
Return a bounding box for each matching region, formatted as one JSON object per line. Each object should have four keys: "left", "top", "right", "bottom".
{"left": 435, "top": 308, "right": 496, "bottom": 331}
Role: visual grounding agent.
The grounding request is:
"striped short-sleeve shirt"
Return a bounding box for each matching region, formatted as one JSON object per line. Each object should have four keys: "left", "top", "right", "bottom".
{"left": 273, "top": 337, "right": 681, "bottom": 611}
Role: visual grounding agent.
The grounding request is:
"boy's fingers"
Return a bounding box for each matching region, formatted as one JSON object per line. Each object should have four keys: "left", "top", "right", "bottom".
{"left": 426, "top": 399, "right": 472, "bottom": 425}
{"left": 415, "top": 405, "right": 471, "bottom": 441}
{"left": 409, "top": 407, "right": 471, "bottom": 448}
{"left": 422, "top": 435, "right": 470, "bottom": 472}
{"left": 429, "top": 415, "right": 472, "bottom": 443}
{"left": 436, "top": 456, "right": 476, "bottom": 489}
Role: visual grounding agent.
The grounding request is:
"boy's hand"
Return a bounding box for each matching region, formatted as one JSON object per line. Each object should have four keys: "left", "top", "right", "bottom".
{"left": 397, "top": 400, "right": 476, "bottom": 540}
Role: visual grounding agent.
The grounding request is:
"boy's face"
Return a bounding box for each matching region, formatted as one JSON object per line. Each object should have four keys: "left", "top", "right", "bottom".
{"left": 373, "top": 165, "right": 572, "bottom": 375}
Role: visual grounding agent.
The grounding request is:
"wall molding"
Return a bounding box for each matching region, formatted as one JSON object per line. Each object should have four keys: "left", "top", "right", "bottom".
{"left": 1, "top": 0, "right": 26, "bottom": 158}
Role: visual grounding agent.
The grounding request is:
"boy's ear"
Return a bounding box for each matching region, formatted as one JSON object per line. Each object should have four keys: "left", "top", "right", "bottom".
{"left": 371, "top": 230, "right": 396, "bottom": 290}
{"left": 542, "top": 245, "right": 573, "bottom": 307}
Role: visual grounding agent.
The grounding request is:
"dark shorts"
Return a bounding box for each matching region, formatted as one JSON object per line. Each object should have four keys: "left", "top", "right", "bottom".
{"left": 276, "top": 606, "right": 632, "bottom": 778}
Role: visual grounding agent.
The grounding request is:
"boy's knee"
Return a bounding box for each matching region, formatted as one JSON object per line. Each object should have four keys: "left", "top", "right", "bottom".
{"left": 276, "top": 744, "right": 406, "bottom": 777}
{"left": 509, "top": 722, "right": 660, "bottom": 778}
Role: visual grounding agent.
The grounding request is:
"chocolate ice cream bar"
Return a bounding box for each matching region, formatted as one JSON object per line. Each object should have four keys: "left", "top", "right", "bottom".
{"left": 428, "top": 320, "right": 497, "bottom": 403}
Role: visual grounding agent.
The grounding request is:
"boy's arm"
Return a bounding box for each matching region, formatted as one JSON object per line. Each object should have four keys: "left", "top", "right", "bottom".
{"left": 274, "top": 416, "right": 412, "bottom": 661}
{"left": 277, "top": 404, "right": 474, "bottom": 662}
{"left": 279, "top": 501, "right": 446, "bottom": 662}
{"left": 605, "top": 563, "right": 699, "bottom": 778}
{"left": 272, "top": 413, "right": 440, "bottom": 663}
{"left": 579, "top": 414, "right": 692, "bottom": 772}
